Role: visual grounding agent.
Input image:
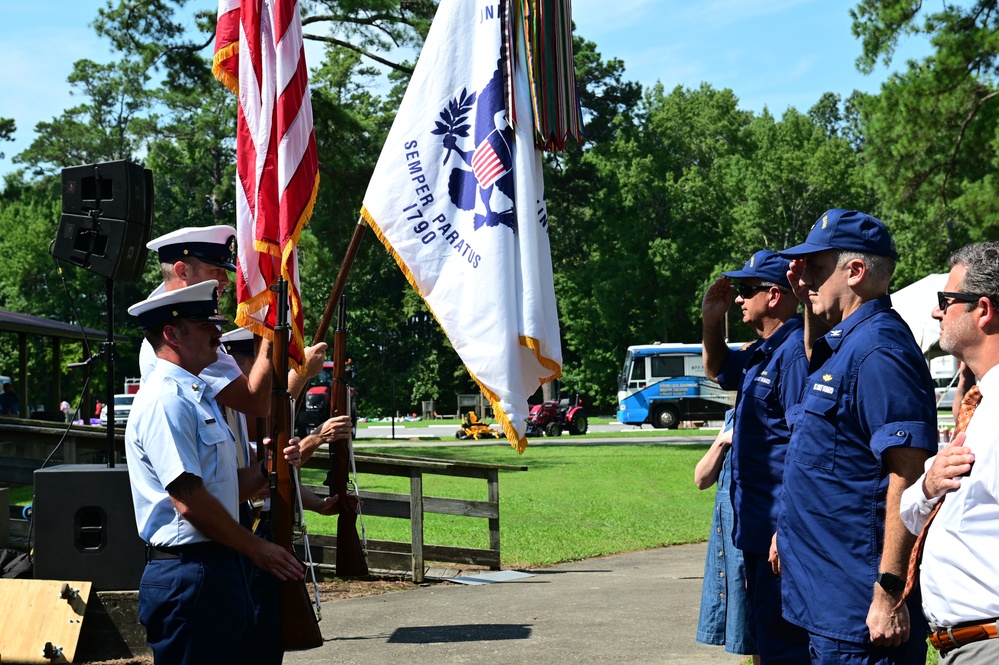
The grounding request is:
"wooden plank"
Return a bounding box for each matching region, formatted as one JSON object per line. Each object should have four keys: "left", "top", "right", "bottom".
{"left": 409, "top": 470, "right": 424, "bottom": 583}
{"left": 298, "top": 538, "right": 500, "bottom": 570}
{"left": 302, "top": 487, "right": 499, "bottom": 520}
{"left": 487, "top": 468, "right": 501, "bottom": 558}
{"left": 302, "top": 487, "right": 412, "bottom": 519}
{"left": 0, "top": 579, "right": 92, "bottom": 664}
{"left": 424, "top": 496, "right": 497, "bottom": 519}
{"left": 356, "top": 451, "right": 529, "bottom": 472}
{"left": 302, "top": 450, "right": 528, "bottom": 474}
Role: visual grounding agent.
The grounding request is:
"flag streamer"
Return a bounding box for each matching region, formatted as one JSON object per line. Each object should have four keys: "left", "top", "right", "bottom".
{"left": 518, "top": 0, "right": 584, "bottom": 152}
{"left": 361, "top": 0, "right": 565, "bottom": 452}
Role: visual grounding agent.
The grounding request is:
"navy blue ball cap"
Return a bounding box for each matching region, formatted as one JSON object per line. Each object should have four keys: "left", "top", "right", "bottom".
{"left": 128, "top": 280, "right": 228, "bottom": 330}
{"left": 147, "top": 225, "right": 237, "bottom": 271}
{"left": 722, "top": 250, "right": 791, "bottom": 288}
{"left": 220, "top": 327, "right": 254, "bottom": 355}
{"left": 780, "top": 209, "right": 898, "bottom": 260}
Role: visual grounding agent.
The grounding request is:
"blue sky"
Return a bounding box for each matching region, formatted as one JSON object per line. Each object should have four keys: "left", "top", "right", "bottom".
{"left": 0, "top": 0, "right": 931, "bottom": 178}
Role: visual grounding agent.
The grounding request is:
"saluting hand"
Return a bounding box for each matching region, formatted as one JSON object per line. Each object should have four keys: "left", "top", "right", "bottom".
{"left": 786, "top": 259, "right": 810, "bottom": 306}
{"left": 701, "top": 277, "right": 733, "bottom": 323}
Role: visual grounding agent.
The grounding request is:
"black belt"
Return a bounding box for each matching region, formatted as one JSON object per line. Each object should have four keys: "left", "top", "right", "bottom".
{"left": 147, "top": 542, "right": 231, "bottom": 560}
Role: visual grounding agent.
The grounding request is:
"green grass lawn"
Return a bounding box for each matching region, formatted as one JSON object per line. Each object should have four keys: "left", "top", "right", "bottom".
{"left": 301, "top": 442, "right": 716, "bottom": 567}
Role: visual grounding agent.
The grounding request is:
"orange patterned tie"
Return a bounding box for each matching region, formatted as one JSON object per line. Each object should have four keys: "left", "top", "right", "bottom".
{"left": 897, "top": 385, "right": 982, "bottom": 606}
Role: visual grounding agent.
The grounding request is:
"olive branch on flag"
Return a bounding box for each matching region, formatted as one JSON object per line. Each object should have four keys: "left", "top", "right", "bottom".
{"left": 431, "top": 88, "right": 476, "bottom": 165}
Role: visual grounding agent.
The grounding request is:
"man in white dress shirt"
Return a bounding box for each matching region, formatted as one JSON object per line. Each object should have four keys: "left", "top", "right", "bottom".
{"left": 900, "top": 242, "right": 999, "bottom": 662}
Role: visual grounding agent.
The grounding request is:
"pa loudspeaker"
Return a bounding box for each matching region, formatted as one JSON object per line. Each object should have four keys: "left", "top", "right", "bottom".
{"left": 32, "top": 465, "right": 146, "bottom": 591}
{"left": 51, "top": 161, "right": 153, "bottom": 281}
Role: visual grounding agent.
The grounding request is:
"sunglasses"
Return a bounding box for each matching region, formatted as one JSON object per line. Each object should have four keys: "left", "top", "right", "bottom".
{"left": 736, "top": 283, "right": 773, "bottom": 299}
{"left": 937, "top": 291, "right": 988, "bottom": 312}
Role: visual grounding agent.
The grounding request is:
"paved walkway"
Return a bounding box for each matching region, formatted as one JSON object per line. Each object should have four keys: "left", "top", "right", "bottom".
{"left": 287, "top": 542, "right": 747, "bottom": 665}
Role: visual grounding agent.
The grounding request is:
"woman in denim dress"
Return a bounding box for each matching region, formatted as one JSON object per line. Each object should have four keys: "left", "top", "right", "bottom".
{"left": 694, "top": 410, "right": 758, "bottom": 661}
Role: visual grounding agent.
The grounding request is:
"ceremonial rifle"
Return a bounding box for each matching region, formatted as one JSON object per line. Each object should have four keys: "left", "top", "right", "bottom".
{"left": 292, "top": 216, "right": 368, "bottom": 577}
{"left": 269, "top": 277, "right": 324, "bottom": 649}
{"left": 325, "top": 293, "right": 368, "bottom": 576}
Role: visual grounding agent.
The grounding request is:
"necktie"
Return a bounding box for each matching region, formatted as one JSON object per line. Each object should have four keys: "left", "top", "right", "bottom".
{"left": 897, "top": 384, "right": 982, "bottom": 605}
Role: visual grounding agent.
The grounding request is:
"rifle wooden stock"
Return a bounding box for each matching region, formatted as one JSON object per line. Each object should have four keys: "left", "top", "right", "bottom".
{"left": 270, "top": 278, "right": 323, "bottom": 649}
{"left": 326, "top": 295, "right": 368, "bottom": 576}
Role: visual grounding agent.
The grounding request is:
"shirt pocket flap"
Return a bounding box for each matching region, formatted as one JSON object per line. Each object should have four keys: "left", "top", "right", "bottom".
{"left": 198, "top": 420, "right": 228, "bottom": 446}
{"left": 801, "top": 373, "right": 841, "bottom": 415}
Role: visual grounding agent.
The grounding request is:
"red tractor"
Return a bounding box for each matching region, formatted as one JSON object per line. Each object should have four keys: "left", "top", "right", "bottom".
{"left": 524, "top": 393, "right": 588, "bottom": 437}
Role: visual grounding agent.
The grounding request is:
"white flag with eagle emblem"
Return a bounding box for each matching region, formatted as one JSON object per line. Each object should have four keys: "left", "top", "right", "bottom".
{"left": 361, "top": 0, "right": 562, "bottom": 452}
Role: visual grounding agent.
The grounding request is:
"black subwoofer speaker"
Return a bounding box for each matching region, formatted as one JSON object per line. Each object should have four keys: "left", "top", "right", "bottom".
{"left": 33, "top": 465, "right": 146, "bottom": 591}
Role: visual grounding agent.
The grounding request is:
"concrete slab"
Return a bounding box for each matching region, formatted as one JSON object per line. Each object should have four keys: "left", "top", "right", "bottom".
{"left": 287, "top": 542, "right": 746, "bottom": 665}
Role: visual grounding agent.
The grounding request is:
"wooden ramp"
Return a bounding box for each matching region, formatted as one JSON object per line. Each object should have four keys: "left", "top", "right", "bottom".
{"left": 0, "top": 579, "right": 92, "bottom": 664}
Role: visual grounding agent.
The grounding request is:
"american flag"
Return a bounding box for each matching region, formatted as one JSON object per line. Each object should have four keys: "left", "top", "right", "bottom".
{"left": 213, "top": 0, "right": 318, "bottom": 368}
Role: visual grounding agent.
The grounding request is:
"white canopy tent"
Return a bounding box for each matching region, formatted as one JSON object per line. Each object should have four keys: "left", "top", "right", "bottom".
{"left": 891, "top": 273, "right": 948, "bottom": 358}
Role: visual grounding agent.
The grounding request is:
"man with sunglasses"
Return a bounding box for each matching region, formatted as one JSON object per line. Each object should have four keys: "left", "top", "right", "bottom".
{"left": 775, "top": 209, "right": 937, "bottom": 664}
{"left": 900, "top": 242, "right": 999, "bottom": 662}
{"left": 701, "top": 249, "right": 810, "bottom": 663}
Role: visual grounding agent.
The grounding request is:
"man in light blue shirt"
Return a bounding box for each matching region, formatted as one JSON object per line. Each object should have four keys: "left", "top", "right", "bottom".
{"left": 125, "top": 280, "right": 304, "bottom": 664}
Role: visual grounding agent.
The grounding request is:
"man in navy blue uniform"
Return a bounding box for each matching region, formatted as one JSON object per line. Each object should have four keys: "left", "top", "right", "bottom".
{"left": 775, "top": 209, "right": 937, "bottom": 664}
{"left": 701, "top": 249, "right": 811, "bottom": 663}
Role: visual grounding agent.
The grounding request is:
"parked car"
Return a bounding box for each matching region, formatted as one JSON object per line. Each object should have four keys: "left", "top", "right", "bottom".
{"left": 935, "top": 386, "right": 957, "bottom": 411}
{"left": 100, "top": 393, "right": 135, "bottom": 427}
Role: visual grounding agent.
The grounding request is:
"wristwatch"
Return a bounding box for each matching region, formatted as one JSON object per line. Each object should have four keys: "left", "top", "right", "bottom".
{"left": 876, "top": 572, "right": 904, "bottom": 593}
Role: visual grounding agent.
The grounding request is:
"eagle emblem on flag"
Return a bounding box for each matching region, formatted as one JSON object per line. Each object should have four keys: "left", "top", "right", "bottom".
{"left": 433, "top": 63, "right": 516, "bottom": 232}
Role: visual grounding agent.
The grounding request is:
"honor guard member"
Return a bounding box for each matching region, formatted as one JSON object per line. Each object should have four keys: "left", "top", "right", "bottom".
{"left": 125, "top": 281, "right": 304, "bottom": 665}
{"left": 701, "top": 249, "right": 811, "bottom": 663}
{"left": 776, "top": 209, "right": 937, "bottom": 664}
{"left": 140, "top": 225, "right": 327, "bottom": 418}
{"left": 220, "top": 327, "right": 352, "bottom": 475}
{"left": 221, "top": 328, "right": 349, "bottom": 665}
{"left": 900, "top": 243, "right": 999, "bottom": 662}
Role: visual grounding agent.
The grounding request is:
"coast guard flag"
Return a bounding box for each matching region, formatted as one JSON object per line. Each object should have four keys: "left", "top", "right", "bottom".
{"left": 361, "top": 0, "right": 562, "bottom": 452}
{"left": 213, "top": 0, "right": 318, "bottom": 368}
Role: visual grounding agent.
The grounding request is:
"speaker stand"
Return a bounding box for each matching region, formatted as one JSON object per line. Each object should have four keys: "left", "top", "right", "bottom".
{"left": 69, "top": 277, "right": 117, "bottom": 467}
